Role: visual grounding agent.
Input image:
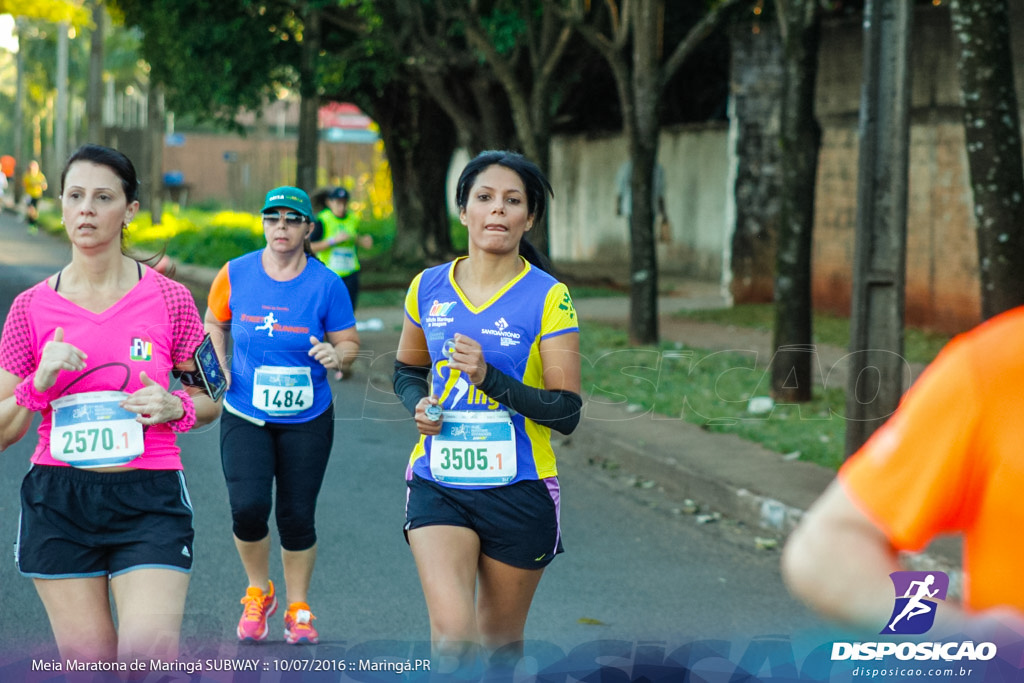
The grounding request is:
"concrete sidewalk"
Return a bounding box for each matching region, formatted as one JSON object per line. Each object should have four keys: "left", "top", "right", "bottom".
{"left": 1, "top": 215, "right": 958, "bottom": 575}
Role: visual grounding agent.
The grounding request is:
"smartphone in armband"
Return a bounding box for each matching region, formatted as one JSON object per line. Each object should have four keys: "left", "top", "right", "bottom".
{"left": 175, "top": 334, "right": 228, "bottom": 400}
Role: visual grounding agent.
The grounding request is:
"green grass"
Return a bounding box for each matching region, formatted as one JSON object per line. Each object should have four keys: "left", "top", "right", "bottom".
{"left": 580, "top": 323, "right": 849, "bottom": 469}
{"left": 676, "top": 303, "right": 951, "bottom": 365}
{"left": 358, "top": 287, "right": 407, "bottom": 308}
{"left": 567, "top": 285, "right": 627, "bottom": 299}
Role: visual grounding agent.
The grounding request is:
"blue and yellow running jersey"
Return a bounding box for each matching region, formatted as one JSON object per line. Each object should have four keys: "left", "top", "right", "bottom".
{"left": 404, "top": 256, "right": 579, "bottom": 487}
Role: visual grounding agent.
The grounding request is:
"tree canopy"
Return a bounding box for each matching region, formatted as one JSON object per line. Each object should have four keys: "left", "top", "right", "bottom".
{"left": 99, "top": 0, "right": 736, "bottom": 269}
{"left": 0, "top": 0, "right": 92, "bottom": 28}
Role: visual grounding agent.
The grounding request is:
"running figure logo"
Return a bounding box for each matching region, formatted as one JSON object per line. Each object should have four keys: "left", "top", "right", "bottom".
{"left": 882, "top": 571, "right": 949, "bottom": 635}
{"left": 255, "top": 312, "right": 278, "bottom": 337}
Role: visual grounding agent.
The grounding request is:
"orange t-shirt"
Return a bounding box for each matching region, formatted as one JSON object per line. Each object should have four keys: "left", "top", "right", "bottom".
{"left": 207, "top": 264, "right": 231, "bottom": 321}
{"left": 840, "top": 306, "right": 1024, "bottom": 613}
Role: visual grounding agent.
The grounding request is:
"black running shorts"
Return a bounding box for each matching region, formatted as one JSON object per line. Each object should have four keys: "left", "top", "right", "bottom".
{"left": 17, "top": 464, "right": 195, "bottom": 578}
{"left": 405, "top": 474, "right": 563, "bottom": 569}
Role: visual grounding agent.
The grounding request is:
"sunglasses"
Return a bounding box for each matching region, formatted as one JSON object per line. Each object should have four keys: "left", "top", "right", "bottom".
{"left": 262, "top": 211, "right": 306, "bottom": 227}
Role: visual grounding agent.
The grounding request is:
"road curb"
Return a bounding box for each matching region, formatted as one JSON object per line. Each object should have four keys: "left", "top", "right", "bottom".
{"left": 560, "top": 408, "right": 820, "bottom": 537}
{"left": 561, "top": 399, "right": 965, "bottom": 597}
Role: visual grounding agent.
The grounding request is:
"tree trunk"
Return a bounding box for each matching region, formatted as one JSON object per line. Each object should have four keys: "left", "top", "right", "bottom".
{"left": 87, "top": 0, "right": 105, "bottom": 145}
{"left": 626, "top": 138, "right": 660, "bottom": 345}
{"left": 526, "top": 125, "right": 553, "bottom": 256}
{"left": 145, "top": 85, "right": 164, "bottom": 223}
{"left": 13, "top": 19, "right": 25, "bottom": 202}
{"left": 729, "top": 20, "right": 783, "bottom": 305}
{"left": 55, "top": 22, "right": 70, "bottom": 170}
{"left": 770, "top": 0, "right": 821, "bottom": 403}
{"left": 370, "top": 84, "right": 456, "bottom": 266}
{"left": 625, "top": 0, "right": 663, "bottom": 345}
{"left": 950, "top": 0, "right": 1024, "bottom": 320}
{"left": 296, "top": 6, "right": 321, "bottom": 192}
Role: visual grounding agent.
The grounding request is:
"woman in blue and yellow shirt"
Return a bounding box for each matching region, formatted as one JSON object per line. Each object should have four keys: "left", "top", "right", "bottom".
{"left": 393, "top": 151, "right": 582, "bottom": 672}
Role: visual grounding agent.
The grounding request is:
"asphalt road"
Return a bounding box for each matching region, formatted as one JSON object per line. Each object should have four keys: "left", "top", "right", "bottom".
{"left": 0, "top": 212, "right": 834, "bottom": 680}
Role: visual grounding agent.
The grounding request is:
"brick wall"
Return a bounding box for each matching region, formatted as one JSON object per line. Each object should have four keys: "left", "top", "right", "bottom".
{"left": 161, "top": 132, "right": 377, "bottom": 210}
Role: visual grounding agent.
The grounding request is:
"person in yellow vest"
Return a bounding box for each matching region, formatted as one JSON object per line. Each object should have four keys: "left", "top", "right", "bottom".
{"left": 310, "top": 187, "right": 372, "bottom": 311}
{"left": 23, "top": 160, "right": 47, "bottom": 231}
{"left": 310, "top": 187, "right": 372, "bottom": 379}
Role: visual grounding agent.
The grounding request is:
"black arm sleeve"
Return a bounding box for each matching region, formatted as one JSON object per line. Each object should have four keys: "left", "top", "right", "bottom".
{"left": 392, "top": 360, "right": 430, "bottom": 416}
{"left": 476, "top": 363, "right": 582, "bottom": 435}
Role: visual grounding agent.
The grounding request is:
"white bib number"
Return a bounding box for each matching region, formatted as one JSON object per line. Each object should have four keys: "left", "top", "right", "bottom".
{"left": 50, "top": 392, "right": 144, "bottom": 468}
{"left": 429, "top": 410, "right": 516, "bottom": 486}
{"left": 252, "top": 366, "right": 314, "bottom": 416}
{"left": 328, "top": 247, "right": 357, "bottom": 273}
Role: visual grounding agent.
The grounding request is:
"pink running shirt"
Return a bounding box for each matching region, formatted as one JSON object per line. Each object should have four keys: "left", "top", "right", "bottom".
{"left": 0, "top": 268, "right": 205, "bottom": 469}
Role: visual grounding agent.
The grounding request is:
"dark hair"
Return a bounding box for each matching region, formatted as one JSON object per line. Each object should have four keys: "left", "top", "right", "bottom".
{"left": 456, "top": 150, "right": 552, "bottom": 223}
{"left": 61, "top": 144, "right": 140, "bottom": 204}
{"left": 455, "top": 150, "right": 555, "bottom": 272}
{"left": 59, "top": 143, "right": 168, "bottom": 270}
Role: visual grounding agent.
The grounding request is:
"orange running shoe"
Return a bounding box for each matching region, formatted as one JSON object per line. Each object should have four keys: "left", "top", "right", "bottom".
{"left": 283, "top": 602, "right": 319, "bottom": 644}
{"left": 236, "top": 581, "right": 278, "bottom": 641}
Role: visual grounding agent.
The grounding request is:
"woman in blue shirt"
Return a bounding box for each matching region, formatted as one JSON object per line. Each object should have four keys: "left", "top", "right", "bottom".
{"left": 205, "top": 186, "right": 359, "bottom": 645}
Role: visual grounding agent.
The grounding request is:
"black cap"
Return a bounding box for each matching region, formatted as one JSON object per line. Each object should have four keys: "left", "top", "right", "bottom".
{"left": 327, "top": 187, "right": 350, "bottom": 200}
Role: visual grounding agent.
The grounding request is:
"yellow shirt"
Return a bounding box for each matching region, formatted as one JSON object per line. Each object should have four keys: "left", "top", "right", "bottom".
{"left": 24, "top": 170, "right": 47, "bottom": 199}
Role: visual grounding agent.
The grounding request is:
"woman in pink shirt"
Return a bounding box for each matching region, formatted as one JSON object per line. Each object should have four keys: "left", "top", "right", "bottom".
{"left": 0, "top": 144, "right": 221, "bottom": 663}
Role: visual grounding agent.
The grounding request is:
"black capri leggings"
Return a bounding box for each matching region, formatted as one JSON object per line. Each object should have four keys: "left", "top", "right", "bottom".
{"left": 220, "top": 405, "right": 335, "bottom": 551}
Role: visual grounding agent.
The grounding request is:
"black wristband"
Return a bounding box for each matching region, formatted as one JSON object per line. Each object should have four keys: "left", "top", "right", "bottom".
{"left": 392, "top": 360, "right": 430, "bottom": 417}
{"left": 476, "top": 363, "right": 582, "bottom": 435}
{"left": 172, "top": 368, "right": 202, "bottom": 387}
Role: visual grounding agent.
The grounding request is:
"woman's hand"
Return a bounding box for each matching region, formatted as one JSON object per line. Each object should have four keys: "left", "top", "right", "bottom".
{"left": 308, "top": 335, "right": 341, "bottom": 369}
{"left": 414, "top": 396, "right": 443, "bottom": 436}
{"left": 446, "top": 333, "right": 487, "bottom": 385}
{"left": 121, "top": 371, "right": 184, "bottom": 425}
{"left": 35, "top": 327, "right": 87, "bottom": 392}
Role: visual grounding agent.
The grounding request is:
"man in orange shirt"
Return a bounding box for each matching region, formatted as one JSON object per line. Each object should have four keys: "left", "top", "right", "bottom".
{"left": 1, "top": 154, "right": 15, "bottom": 180}
{"left": 783, "top": 307, "right": 1024, "bottom": 635}
{"left": 0, "top": 155, "right": 14, "bottom": 209}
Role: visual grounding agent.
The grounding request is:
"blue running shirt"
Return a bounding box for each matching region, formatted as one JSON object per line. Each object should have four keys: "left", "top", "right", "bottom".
{"left": 208, "top": 251, "right": 355, "bottom": 423}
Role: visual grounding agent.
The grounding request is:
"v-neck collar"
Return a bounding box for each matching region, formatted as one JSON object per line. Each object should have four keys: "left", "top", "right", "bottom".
{"left": 447, "top": 256, "right": 531, "bottom": 314}
{"left": 44, "top": 267, "right": 148, "bottom": 321}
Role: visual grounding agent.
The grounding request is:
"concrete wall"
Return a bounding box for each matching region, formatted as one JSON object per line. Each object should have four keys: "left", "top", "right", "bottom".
{"left": 547, "top": 123, "right": 731, "bottom": 282}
